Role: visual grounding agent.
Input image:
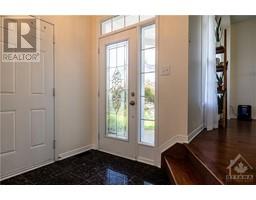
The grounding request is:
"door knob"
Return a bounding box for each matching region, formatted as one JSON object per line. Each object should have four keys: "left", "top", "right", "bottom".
{"left": 129, "top": 100, "right": 136, "bottom": 106}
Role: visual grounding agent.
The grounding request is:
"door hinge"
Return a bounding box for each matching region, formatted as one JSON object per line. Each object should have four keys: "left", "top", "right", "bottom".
{"left": 53, "top": 88, "right": 55, "bottom": 97}
{"left": 98, "top": 48, "right": 100, "bottom": 54}
{"left": 53, "top": 140, "right": 56, "bottom": 149}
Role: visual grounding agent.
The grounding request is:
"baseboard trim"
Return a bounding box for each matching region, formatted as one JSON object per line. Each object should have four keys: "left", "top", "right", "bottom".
{"left": 159, "top": 135, "right": 188, "bottom": 154}
{"left": 97, "top": 148, "right": 136, "bottom": 161}
{"left": 58, "top": 144, "right": 95, "bottom": 160}
{"left": 188, "top": 124, "right": 204, "bottom": 143}
{"left": 0, "top": 160, "right": 54, "bottom": 182}
{"left": 1, "top": 144, "right": 97, "bottom": 181}
{"left": 137, "top": 156, "right": 155, "bottom": 166}
{"left": 98, "top": 149, "right": 156, "bottom": 167}
{"left": 90, "top": 144, "right": 98, "bottom": 150}
{"left": 155, "top": 135, "right": 189, "bottom": 167}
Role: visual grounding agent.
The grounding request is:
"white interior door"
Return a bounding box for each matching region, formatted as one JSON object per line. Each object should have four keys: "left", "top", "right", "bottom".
{"left": 0, "top": 18, "right": 54, "bottom": 179}
{"left": 99, "top": 28, "right": 137, "bottom": 160}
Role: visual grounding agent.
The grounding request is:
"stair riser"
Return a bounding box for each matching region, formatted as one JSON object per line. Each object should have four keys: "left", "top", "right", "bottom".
{"left": 162, "top": 143, "right": 222, "bottom": 185}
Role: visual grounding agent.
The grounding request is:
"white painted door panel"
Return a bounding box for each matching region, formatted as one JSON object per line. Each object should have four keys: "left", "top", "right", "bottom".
{"left": 0, "top": 18, "right": 54, "bottom": 179}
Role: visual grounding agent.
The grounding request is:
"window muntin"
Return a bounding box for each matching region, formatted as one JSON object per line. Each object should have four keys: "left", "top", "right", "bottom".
{"left": 101, "top": 15, "right": 155, "bottom": 35}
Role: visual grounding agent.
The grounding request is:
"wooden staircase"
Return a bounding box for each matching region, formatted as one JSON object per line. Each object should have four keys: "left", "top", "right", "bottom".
{"left": 161, "top": 143, "right": 223, "bottom": 185}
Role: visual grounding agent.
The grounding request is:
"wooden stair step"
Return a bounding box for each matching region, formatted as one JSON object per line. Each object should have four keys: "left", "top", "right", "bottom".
{"left": 164, "top": 156, "right": 206, "bottom": 184}
{"left": 162, "top": 143, "right": 223, "bottom": 185}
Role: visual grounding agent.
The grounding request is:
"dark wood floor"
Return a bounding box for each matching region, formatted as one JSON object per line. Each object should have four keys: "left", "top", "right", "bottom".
{"left": 188, "top": 119, "right": 256, "bottom": 184}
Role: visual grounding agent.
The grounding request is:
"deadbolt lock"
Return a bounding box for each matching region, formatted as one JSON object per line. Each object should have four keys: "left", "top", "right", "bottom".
{"left": 129, "top": 100, "right": 136, "bottom": 106}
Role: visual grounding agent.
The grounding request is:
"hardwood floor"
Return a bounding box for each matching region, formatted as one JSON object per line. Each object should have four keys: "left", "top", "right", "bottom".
{"left": 162, "top": 119, "right": 256, "bottom": 184}
{"left": 188, "top": 119, "right": 256, "bottom": 184}
{"left": 162, "top": 143, "right": 222, "bottom": 184}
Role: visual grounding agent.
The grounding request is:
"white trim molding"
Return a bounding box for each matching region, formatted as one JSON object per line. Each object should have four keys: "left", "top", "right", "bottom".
{"left": 137, "top": 156, "right": 155, "bottom": 166}
{"left": 97, "top": 148, "right": 136, "bottom": 161}
{"left": 188, "top": 124, "right": 204, "bottom": 143}
{"left": 1, "top": 144, "right": 98, "bottom": 181}
{"left": 57, "top": 144, "right": 96, "bottom": 161}
{"left": 159, "top": 135, "right": 189, "bottom": 154}
{"left": 154, "top": 135, "right": 189, "bottom": 167}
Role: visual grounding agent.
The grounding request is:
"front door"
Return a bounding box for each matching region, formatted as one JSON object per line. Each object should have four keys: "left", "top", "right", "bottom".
{"left": 0, "top": 17, "right": 54, "bottom": 179}
{"left": 99, "top": 28, "right": 137, "bottom": 160}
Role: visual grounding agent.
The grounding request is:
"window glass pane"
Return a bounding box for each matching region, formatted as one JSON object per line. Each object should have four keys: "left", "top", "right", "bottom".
{"left": 140, "top": 120, "right": 155, "bottom": 145}
{"left": 108, "top": 48, "right": 116, "bottom": 67}
{"left": 141, "top": 48, "right": 155, "bottom": 72}
{"left": 141, "top": 24, "right": 155, "bottom": 49}
{"left": 102, "top": 19, "right": 112, "bottom": 34}
{"left": 125, "top": 15, "right": 139, "bottom": 26}
{"left": 101, "top": 15, "right": 155, "bottom": 35}
{"left": 117, "top": 45, "right": 126, "bottom": 66}
{"left": 141, "top": 73, "right": 155, "bottom": 97}
{"left": 140, "top": 24, "right": 155, "bottom": 145}
{"left": 141, "top": 97, "right": 155, "bottom": 120}
{"left": 140, "top": 15, "right": 155, "bottom": 21}
{"left": 112, "top": 16, "right": 125, "bottom": 31}
{"left": 106, "top": 41, "right": 128, "bottom": 140}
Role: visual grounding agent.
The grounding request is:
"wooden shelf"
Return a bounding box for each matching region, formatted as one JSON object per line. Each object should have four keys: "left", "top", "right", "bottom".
{"left": 216, "top": 61, "right": 228, "bottom": 72}
{"left": 216, "top": 29, "right": 228, "bottom": 128}
{"left": 216, "top": 46, "right": 225, "bottom": 54}
{"left": 217, "top": 88, "right": 226, "bottom": 94}
{"left": 216, "top": 65, "right": 224, "bottom": 72}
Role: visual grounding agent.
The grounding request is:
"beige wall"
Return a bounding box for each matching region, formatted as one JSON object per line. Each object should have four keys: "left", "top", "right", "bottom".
{"left": 230, "top": 19, "right": 256, "bottom": 119}
{"left": 41, "top": 16, "right": 94, "bottom": 158}
{"left": 158, "top": 16, "right": 189, "bottom": 147}
{"left": 40, "top": 15, "right": 190, "bottom": 164}
{"left": 90, "top": 16, "right": 100, "bottom": 146}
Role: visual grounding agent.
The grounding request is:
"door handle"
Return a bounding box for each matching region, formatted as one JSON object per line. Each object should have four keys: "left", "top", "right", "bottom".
{"left": 129, "top": 100, "right": 136, "bottom": 106}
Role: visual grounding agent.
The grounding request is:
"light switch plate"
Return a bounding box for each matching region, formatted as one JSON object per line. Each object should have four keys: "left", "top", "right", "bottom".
{"left": 160, "top": 65, "right": 170, "bottom": 76}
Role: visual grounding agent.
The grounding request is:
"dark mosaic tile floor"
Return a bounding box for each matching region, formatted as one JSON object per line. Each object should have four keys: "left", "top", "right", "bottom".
{"left": 0, "top": 150, "right": 170, "bottom": 185}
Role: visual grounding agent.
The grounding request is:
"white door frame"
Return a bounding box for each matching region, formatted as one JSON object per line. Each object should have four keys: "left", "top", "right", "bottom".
{"left": 37, "top": 17, "right": 56, "bottom": 162}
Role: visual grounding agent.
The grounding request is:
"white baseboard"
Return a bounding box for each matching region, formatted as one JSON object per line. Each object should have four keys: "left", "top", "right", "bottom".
{"left": 57, "top": 144, "right": 96, "bottom": 161}
{"left": 1, "top": 144, "right": 97, "bottom": 181}
{"left": 137, "top": 156, "right": 155, "bottom": 166}
{"left": 98, "top": 149, "right": 156, "bottom": 167}
{"left": 0, "top": 160, "right": 54, "bottom": 181}
{"left": 97, "top": 148, "right": 136, "bottom": 161}
{"left": 188, "top": 124, "right": 204, "bottom": 143}
{"left": 159, "top": 134, "right": 188, "bottom": 154}
{"left": 90, "top": 144, "right": 98, "bottom": 150}
{"left": 153, "top": 135, "right": 189, "bottom": 167}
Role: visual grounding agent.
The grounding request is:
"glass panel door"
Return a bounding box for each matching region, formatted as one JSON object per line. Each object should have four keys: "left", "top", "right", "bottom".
{"left": 106, "top": 41, "right": 129, "bottom": 140}
{"left": 99, "top": 28, "right": 137, "bottom": 160}
{"left": 99, "top": 24, "right": 156, "bottom": 162}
